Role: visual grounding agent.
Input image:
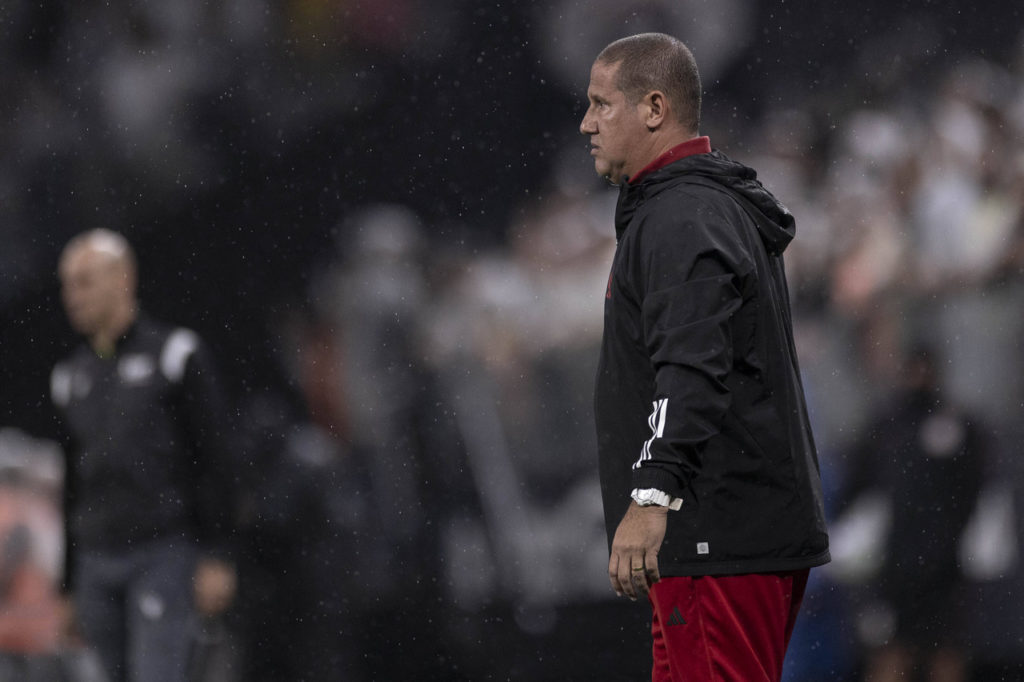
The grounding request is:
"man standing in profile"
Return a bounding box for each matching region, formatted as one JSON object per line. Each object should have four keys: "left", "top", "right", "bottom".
{"left": 581, "top": 33, "right": 830, "bottom": 681}
{"left": 50, "top": 229, "right": 238, "bottom": 682}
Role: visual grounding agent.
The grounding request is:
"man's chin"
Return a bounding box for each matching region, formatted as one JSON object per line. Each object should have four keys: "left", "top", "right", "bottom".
{"left": 593, "top": 162, "right": 613, "bottom": 181}
{"left": 597, "top": 170, "right": 623, "bottom": 186}
{"left": 593, "top": 162, "right": 624, "bottom": 186}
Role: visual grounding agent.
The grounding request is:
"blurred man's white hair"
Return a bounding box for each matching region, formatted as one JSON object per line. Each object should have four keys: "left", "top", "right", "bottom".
{"left": 62, "top": 228, "right": 136, "bottom": 267}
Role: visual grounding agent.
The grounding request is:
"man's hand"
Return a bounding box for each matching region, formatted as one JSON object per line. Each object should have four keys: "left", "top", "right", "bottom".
{"left": 194, "top": 558, "right": 237, "bottom": 617}
{"left": 609, "top": 501, "right": 667, "bottom": 600}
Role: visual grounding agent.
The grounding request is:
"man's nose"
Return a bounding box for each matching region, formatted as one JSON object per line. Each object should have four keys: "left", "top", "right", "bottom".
{"left": 580, "top": 112, "right": 594, "bottom": 135}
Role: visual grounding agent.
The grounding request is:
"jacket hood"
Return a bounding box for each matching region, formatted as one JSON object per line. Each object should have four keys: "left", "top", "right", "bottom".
{"left": 616, "top": 150, "right": 796, "bottom": 255}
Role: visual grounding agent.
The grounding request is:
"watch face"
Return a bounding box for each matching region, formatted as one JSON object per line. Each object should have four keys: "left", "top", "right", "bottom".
{"left": 632, "top": 489, "right": 665, "bottom": 506}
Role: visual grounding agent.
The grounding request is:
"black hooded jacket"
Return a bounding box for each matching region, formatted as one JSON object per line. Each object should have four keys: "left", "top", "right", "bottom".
{"left": 594, "top": 149, "right": 830, "bottom": 576}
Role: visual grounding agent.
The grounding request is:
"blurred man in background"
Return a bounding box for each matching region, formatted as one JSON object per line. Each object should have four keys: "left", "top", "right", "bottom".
{"left": 50, "top": 229, "right": 238, "bottom": 682}
{"left": 839, "top": 344, "right": 985, "bottom": 682}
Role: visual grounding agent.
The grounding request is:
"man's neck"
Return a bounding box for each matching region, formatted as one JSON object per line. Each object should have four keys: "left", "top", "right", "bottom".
{"left": 628, "top": 136, "right": 711, "bottom": 185}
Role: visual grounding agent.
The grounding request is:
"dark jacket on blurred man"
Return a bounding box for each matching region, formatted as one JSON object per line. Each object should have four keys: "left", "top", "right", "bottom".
{"left": 51, "top": 313, "right": 236, "bottom": 574}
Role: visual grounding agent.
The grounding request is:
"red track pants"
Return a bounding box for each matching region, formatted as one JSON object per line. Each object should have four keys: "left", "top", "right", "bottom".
{"left": 648, "top": 569, "right": 809, "bottom": 682}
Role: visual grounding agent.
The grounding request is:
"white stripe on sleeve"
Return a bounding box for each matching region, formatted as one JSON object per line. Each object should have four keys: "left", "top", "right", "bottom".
{"left": 634, "top": 398, "right": 668, "bottom": 470}
{"left": 160, "top": 329, "right": 199, "bottom": 383}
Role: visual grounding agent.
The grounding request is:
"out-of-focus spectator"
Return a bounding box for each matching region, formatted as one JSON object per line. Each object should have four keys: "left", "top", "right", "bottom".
{"left": 284, "top": 203, "right": 480, "bottom": 680}
{"left": 230, "top": 392, "right": 363, "bottom": 682}
{"left": 832, "top": 344, "right": 986, "bottom": 682}
{"left": 48, "top": 229, "right": 240, "bottom": 682}
{"left": 0, "top": 429, "right": 67, "bottom": 681}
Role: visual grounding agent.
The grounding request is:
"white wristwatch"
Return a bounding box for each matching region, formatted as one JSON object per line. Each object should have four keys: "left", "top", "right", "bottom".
{"left": 631, "top": 488, "right": 683, "bottom": 510}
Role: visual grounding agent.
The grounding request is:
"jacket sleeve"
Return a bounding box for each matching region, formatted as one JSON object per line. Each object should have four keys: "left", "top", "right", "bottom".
{"left": 171, "top": 332, "right": 242, "bottom": 559}
{"left": 630, "top": 206, "right": 750, "bottom": 499}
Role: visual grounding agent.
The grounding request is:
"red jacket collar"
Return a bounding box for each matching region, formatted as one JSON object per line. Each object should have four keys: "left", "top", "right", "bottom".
{"left": 629, "top": 136, "right": 711, "bottom": 184}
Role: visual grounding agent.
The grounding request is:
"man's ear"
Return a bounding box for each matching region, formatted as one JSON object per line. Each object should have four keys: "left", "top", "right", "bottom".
{"left": 644, "top": 91, "right": 668, "bottom": 131}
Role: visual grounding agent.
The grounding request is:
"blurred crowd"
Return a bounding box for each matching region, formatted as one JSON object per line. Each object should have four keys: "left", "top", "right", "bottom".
{"left": 2, "top": 0, "right": 1024, "bottom": 680}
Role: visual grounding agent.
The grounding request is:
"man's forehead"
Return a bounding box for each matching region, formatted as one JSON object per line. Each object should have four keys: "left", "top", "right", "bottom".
{"left": 591, "top": 59, "right": 620, "bottom": 78}
{"left": 588, "top": 60, "right": 621, "bottom": 93}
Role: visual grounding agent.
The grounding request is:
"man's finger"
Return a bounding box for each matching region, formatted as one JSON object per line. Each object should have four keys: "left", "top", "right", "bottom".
{"left": 645, "top": 549, "right": 661, "bottom": 586}
{"left": 620, "top": 558, "right": 645, "bottom": 600}
{"left": 631, "top": 563, "right": 651, "bottom": 598}
{"left": 609, "top": 553, "right": 625, "bottom": 596}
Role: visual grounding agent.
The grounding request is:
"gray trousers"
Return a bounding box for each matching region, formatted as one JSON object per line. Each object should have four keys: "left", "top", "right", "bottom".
{"left": 74, "top": 540, "right": 197, "bottom": 682}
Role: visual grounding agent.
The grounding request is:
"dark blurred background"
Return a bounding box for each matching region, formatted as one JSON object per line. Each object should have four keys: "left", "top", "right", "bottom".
{"left": 2, "top": 1, "right": 1024, "bottom": 680}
